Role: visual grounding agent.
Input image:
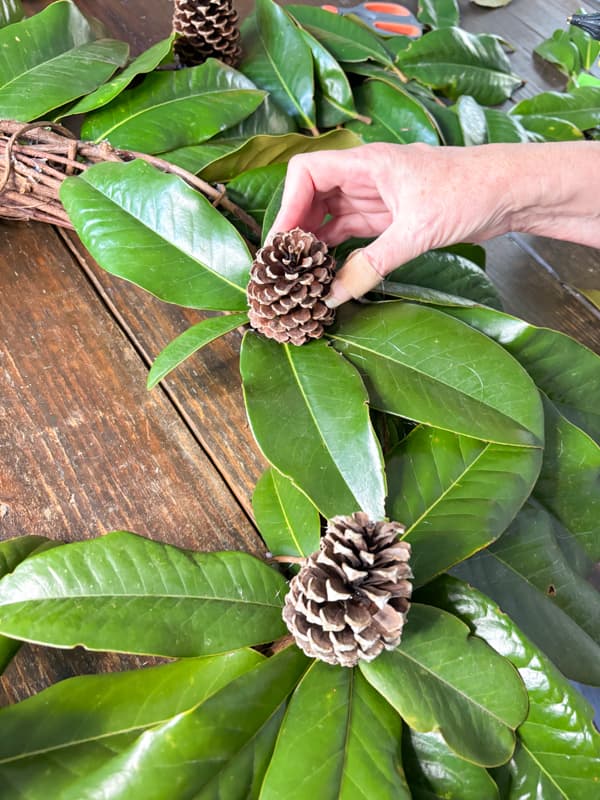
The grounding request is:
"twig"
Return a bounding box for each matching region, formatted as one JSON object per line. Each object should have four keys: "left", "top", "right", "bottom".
{"left": 0, "top": 120, "right": 262, "bottom": 239}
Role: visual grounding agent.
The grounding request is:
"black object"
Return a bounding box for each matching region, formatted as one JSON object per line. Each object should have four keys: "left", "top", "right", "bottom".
{"left": 568, "top": 12, "right": 600, "bottom": 40}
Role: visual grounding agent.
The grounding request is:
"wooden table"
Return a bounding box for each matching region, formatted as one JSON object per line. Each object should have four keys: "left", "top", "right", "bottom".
{"left": 1, "top": 0, "right": 599, "bottom": 704}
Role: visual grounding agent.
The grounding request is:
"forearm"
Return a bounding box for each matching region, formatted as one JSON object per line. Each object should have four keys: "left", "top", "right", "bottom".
{"left": 485, "top": 141, "right": 600, "bottom": 248}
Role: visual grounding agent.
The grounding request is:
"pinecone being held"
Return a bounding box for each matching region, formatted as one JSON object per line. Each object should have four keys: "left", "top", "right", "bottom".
{"left": 172, "top": 0, "right": 242, "bottom": 68}
{"left": 283, "top": 513, "right": 412, "bottom": 667}
{"left": 247, "top": 228, "right": 336, "bottom": 346}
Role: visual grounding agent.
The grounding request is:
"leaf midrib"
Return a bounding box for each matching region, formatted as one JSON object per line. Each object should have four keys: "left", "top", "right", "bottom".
{"left": 0, "top": 592, "right": 281, "bottom": 607}
{"left": 76, "top": 178, "right": 248, "bottom": 297}
{"left": 283, "top": 344, "right": 358, "bottom": 503}
{"left": 91, "top": 86, "right": 264, "bottom": 143}
{"left": 271, "top": 472, "right": 306, "bottom": 557}
{"left": 328, "top": 331, "right": 536, "bottom": 445}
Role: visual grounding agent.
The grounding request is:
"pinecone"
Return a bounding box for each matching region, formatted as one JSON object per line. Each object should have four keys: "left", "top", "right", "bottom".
{"left": 283, "top": 513, "right": 412, "bottom": 667}
{"left": 172, "top": 0, "right": 242, "bottom": 68}
{"left": 247, "top": 228, "right": 336, "bottom": 346}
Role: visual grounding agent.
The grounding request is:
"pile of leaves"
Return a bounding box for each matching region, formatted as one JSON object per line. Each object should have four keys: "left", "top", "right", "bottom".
{"left": 0, "top": 0, "right": 599, "bottom": 797}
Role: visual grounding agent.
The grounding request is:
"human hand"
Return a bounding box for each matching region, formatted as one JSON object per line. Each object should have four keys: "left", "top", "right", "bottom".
{"left": 267, "top": 142, "right": 546, "bottom": 307}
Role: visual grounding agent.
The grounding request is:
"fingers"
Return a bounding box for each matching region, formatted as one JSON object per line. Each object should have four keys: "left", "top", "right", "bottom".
{"left": 326, "top": 226, "right": 420, "bottom": 308}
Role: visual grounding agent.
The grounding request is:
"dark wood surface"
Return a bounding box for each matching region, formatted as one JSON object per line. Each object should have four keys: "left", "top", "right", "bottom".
{"left": 1, "top": 0, "right": 599, "bottom": 704}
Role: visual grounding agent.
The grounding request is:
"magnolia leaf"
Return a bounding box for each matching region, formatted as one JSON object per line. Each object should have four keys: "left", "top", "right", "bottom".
{"left": 227, "top": 163, "right": 287, "bottom": 226}
{"left": 81, "top": 58, "right": 265, "bottom": 153}
{"left": 261, "top": 662, "right": 411, "bottom": 800}
{"left": 535, "top": 29, "right": 581, "bottom": 77}
{"left": 0, "top": 651, "right": 263, "bottom": 795}
{"left": 241, "top": 333, "right": 386, "bottom": 520}
{"left": 0, "top": 0, "right": 129, "bottom": 121}
{"left": 0, "top": 535, "right": 56, "bottom": 672}
{"left": 60, "top": 160, "right": 251, "bottom": 311}
{"left": 161, "top": 141, "right": 240, "bottom": 173}
{"left": 0, "top": 531, "right": 288, "bottom": 656}
{"left": 420, "top": 575, "right": 600, "bottom": 798}
{"left": 514, "top": 113, "right": 584, "bottom": 141}
{"left": 395, "top": 27, "right": 522, "bottom": 104}
{"left": 571, "top": 72, "right": 600, "bottom": 89}
{"left": 437, "top": 304, "right": 600, "bottom": 443}
{"left": 402, "top": 728, "right": 499, "bottom": 800}
{"left": 484, "top": 108, "right": 529, "bottom": 143}
{"left": 510, "top": 87, "right": 600, "bottom": 131}
{"left": 252, "top": 467, "right": 320, "bottom": 560}
{"left": 262, "top": 176, "right": 286, "bottom": 244}
{"left": 417, "top": 0, "right": 460, "bottom": 29}
{"left": 387, "top": 248, "right": 501, "bottom": 307}
{"left": 387, "top": 425, "right": 542, "bottom": 586}
{"left": 62, "top": 35, "right": 175, "bottom": 117}
{"left": 569, "top": 16, "right": 600, "bottom": 71}
{"left": 60, "top": 647, "right": 309, "bottom": 800}
{"left": 0, "top": 0, "right": 22, "bottom": 28}
{"left": 454, "top": 501, "right": 600, "bottom": 685}
{"left": 455, "top": 94, "right": 487, "bottom": 145}
{"left": 240, "top": 0, "right": 316, "bottom": 132}
{"left": 300, "top": 27, "right": 359, "bottom": 127}
{"left": 199, "top": 129, "right": 361, "bottom": 183}
{"left": 288, "top": 4, "right": 396, "bottom": 67}
{"left": 328, "top": 302, "right": 544, "bottom": 448}
{"left": 360, "top": 604, "right": 528, "bottom": 766}
{"left": 147, "top": 312, "right": 248, "bottom": 389}
{"left": 381, "top": 280, "right": 480, "bottom": 307}
{"left": 345, "top": 79, "right": 440, "bottom": 145}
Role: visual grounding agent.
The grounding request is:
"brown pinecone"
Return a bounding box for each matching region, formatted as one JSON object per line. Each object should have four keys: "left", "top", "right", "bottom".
{"left": 283, "top": 513, "right": 412, "bottom": 667}
{"left": 172, "top": 0, "right": 242, "bottom": 68}
{"left": 247, "top": 228, "right": 336, "bottom": 346}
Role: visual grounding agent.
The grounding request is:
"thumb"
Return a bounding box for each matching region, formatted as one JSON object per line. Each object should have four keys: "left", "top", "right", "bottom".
{"left": 325, "top": 228, "right": 411, "bottom": 309}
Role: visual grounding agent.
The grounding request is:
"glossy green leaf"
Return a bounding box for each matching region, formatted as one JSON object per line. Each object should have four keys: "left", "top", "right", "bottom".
{"left": 81, "top": 58, "right": 265, "bottom": 153}
{"left": 60, "top": 647, "right": 309, "bottom": 800}
{"left": 569, "top": 18, "right": 600, "bottom": 71}
{"left": 301, "top": 27, "right": 359, "bottom": 127}
{"left": 395, "top": 27, "right": 522, "bottom": 104}
{"left": 62, "top": 35, "right": 175, "bottom": 117}
{"left": 240, "top": 333, "right": 386, "bottom": 520}
{"left": 417, "top": 0, "right": 460, "bottom": 28}
{"left": 0, "top": 0, "right": 22, "bottom": 28}
{"left": 0, "top": 535, "right": 55, "bottom": 672}
{"left": 262, "top": 176, "right": 286, "bottom": 244}
{"left": 0, "top": 651, "right": 262, "bottom": 796}
{"left": 437, "top": 304, "right": 600, "bottom": 442}
{"left": 60, "top": 160, "right": 251, "bottom": 311}
{"left": 288, "top": 5, "right": 396, "bottom": 67}
{"left": 386, "top": 425, "right": 542, "bottom": 586}
{"left": 381, "top": 280, "right": 480, "bottom": 307}
{"left": 0, "top": 530, "right": 287, "bottom": 657}
{"left": 484, "top": 108, "right": 529, "bottom": 143}
{"left": 402, "top": 728, "right": 499, "bottom": 800}
{"left": 534, "top": 396, "right": 600, "bottom": 560}
{"left": 252, "top": 467, "right": 321, "bottom": 559}
{"left": 387, "top": 247, "right": 501, "bottom": 307}
{"left": 329, "top": 302, "right": 544, "bottom": 447}
{"left": 534, "top": 29, "right": 581, "bottom": 77}
{"left": 147, "top": 312, "right": 248, "bottom": 389}
{"left": 510, "top": 87, "right": 600, "bottom": 131}
{"left": 454, "top": 500, "right": 600, "bottom": 685}
{"left": 514, "top": 114, "right": 584, "bottom": 141}
{"left": 227, "top": 163, "right": 287, "bottom": 227}
{"left": 200, "top": 129, "right": 361, "bottom": 183}
{"left": 0, "top": 0, "right": 129, "bottom": 121}
{"left": 360, "top": 604, "right": 528, "bottom": 766}
{"left": 240, "top": 0, "right": 316, "bottom": 132}
{"left": 346, "top": 80, "right": 440, "bottom": 145}
{"left": 261, "top": 662, "right": 410, "bottom": 799}
{"left": 419, "top": 575, "right": 600, "bottom": 799}
{"left": 571, "top": 71, "right": 600, "bottom": 89}
{"left": 455, "top": 94, "right": 487, "bottom": 145}
{"left": 161, "top": 141, "right": 240, "bottom": 173}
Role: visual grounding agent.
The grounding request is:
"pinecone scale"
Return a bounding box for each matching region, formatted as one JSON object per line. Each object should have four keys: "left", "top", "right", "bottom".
{"left": 172, "top": 0, "right": 242, "bottom": 68}
{"left": 283, "top": 513, "right": 413, "bottom": 667}
{"left": 247, "top": 228, "right": 336, "bottom": 346}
